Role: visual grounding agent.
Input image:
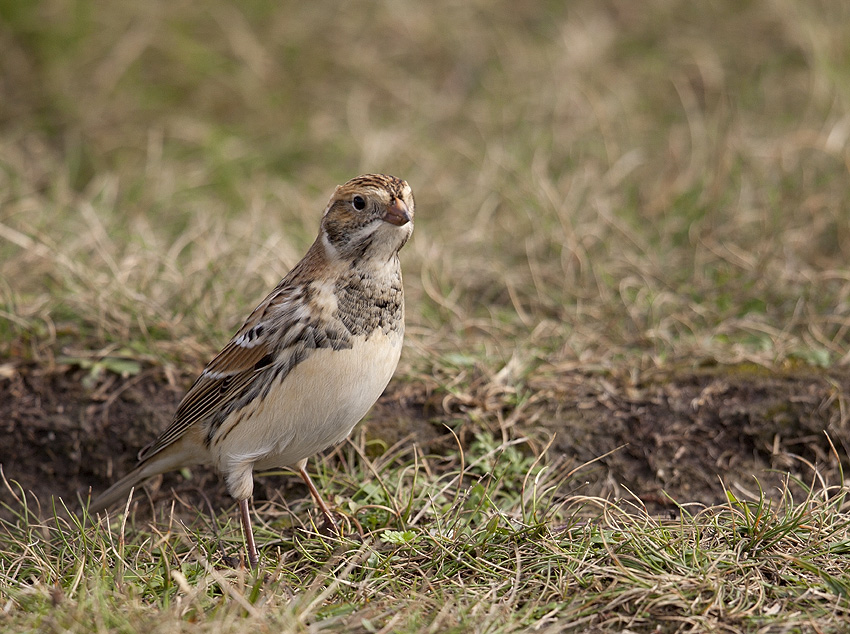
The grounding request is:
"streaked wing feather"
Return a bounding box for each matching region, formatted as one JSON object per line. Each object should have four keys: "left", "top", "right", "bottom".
{"left": 138, "top": 285, "right": 296, "bottom": 462}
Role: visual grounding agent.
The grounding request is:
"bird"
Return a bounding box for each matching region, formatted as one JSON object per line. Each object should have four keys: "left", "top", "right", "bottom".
{"left": 90, "top": 173, "right": 414, "bottom": 567}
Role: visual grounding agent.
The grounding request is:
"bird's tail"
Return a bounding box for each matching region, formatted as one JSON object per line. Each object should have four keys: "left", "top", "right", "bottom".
{"left": 89, "top": 444, "right": 203, "bottom": 514}
{"left": 88, "top": 463, "right": 154, "bottom": 514}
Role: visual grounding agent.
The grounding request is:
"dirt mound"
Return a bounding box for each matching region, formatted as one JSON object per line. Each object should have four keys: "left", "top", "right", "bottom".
{"left": 525, "top": 365, "right": 848, "bottom": 508}
{"left": 1, "top": 361, "right": 847, "bottom": 519}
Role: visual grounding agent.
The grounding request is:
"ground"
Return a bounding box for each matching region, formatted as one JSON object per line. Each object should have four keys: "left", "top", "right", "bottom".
{"left": 3, "top": 361, "right": 845, "bottom": 521}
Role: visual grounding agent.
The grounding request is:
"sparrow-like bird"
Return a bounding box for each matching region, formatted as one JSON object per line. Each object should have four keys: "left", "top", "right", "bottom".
{"left": 91, "top": 173, "right": 414, "bottom": 566}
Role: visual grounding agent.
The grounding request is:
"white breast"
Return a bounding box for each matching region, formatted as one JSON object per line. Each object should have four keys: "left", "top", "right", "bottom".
{"left": 213, "top": 330, "right": 403, "bottom": 497}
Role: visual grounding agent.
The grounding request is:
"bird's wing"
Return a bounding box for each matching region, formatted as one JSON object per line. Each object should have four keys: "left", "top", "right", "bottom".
{"left": 137, "top": 284, "right": 303, "bottom": 462}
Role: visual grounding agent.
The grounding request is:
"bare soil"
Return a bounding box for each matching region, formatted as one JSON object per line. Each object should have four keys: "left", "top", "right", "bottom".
{"left": 2, "top": 360, "right": 848, "bottom": 520}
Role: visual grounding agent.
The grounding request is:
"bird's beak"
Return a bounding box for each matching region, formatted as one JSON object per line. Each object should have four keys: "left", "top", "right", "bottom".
{"left": 383, "top": 199, "right": 412, "bottom": 226}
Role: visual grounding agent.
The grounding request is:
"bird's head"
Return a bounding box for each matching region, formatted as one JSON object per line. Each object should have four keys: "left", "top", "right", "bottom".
{"left": 320, "top": 174, "right": 414, "bottom": 263}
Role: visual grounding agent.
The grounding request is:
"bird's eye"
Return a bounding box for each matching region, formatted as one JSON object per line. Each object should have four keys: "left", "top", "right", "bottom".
{"left": 352, "top": 195, "right": 366, "bottom": 211}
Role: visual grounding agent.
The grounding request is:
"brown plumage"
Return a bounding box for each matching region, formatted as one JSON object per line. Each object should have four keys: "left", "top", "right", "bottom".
{"left": 91, "top": 174, "right": 414, "bottom": 566}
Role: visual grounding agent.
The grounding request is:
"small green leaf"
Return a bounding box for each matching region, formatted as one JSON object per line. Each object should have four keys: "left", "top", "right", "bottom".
{"left": 99, "top": 357, "right": 142, "bottom": 377}
{"left": 380, "top": 530, "right": 416, "bottom": 545}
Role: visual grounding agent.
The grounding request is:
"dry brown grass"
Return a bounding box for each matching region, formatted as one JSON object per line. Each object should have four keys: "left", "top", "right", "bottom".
{"left": 2, "top": 0, "right": 848, "bottom": 374}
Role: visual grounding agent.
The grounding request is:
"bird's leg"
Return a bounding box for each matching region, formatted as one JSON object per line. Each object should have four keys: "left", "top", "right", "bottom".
{"left": 297, "top": 459, "right": 338, "bottom": 534}
{"left": 239, "top": 498, "right": 259, "bottom": 568}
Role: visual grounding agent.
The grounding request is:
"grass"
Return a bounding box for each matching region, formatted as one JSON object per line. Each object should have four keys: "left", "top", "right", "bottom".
{"left": 3, "top": 439, "right": 850, "bottom": 632}
{"left": 2, "top": 0, "right": 849, "bottom": 371}
{"left": 3, "top": 0, "right": 850, "bottom": 630}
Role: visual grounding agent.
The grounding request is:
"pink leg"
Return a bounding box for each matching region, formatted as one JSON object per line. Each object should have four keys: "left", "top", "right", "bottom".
{"left": 297, "top": 459, "right": 337, "bottom": 531}
{"left": 239, "top": 498, "right": 259, "bottom": 568}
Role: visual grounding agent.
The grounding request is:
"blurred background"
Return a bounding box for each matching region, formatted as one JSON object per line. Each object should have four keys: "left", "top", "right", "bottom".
{"left": 2, "top": 0, "right": 850, "bottom": 374}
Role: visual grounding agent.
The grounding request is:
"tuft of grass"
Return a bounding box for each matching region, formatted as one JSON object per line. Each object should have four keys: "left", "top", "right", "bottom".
{"left": 3, "top": 439, "right": 850, "bottom": 632}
